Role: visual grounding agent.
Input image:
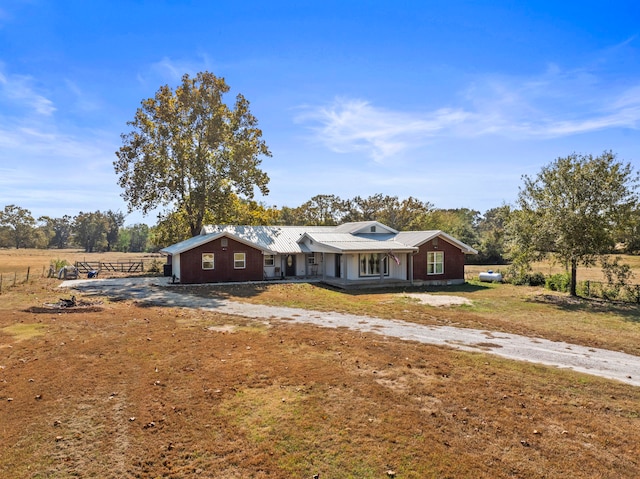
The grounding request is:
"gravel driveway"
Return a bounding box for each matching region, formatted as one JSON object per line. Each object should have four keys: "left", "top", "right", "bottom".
{"left": 61, "top": 277, "right": 640, "bottom": 387}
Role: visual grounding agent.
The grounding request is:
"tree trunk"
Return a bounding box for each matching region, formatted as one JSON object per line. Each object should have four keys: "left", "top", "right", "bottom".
{"left": 570, "top": 258, "right": 578, "bottom": 296}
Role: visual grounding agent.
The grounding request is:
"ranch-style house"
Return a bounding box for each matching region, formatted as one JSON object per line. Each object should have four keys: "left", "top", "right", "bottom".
{"left": 160, "top": 221, "right": 478, "bottom": 288}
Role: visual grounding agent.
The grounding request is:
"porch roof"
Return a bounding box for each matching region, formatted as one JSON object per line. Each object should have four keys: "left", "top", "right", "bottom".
{"left": 300, "top": 232, "right": 418, "bottom": 253}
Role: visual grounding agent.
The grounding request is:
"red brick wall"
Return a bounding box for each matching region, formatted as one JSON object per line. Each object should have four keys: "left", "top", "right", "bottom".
{"left": 178, "top": 237, "right": 264, "bottom": 284}
{"left": 412, "top": 238, "right": 466, "bottom": 281}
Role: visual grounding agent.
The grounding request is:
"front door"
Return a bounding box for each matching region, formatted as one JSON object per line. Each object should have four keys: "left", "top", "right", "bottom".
{"left": 335, "top": 254, "right": 341, "bottom": 278}
{"left": 285, "top": 254, "right": 296, "bottom": 277}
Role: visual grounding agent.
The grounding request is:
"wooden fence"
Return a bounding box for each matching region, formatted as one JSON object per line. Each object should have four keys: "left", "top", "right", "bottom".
{"left": 0, "top": 260, "right": 152, "bottom": 294}
{"left": 75, "top": 261, "right": 145, "bottom": 274}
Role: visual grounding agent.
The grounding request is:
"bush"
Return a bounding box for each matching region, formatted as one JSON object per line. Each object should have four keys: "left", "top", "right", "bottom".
{"left": 545, "top": 273, "right": 570, "bottom": 292}
{"left": 508, "top": 271, "right": 546, "bottom": 287}
{"left": 48, "top": 258, "right": 69, "bottom": 277}
{"left": 147, "top": 258, "right": 163, "bottom": 274}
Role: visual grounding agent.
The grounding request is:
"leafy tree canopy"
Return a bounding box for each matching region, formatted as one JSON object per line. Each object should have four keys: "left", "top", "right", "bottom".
{"left": 74, "top": 211, "right": 109, "bottom": 253}
{"left": 509, "top": 151, "right": 639, "bottom": 295}
{"left": 114, "top": 71, "right": 270, "bottom": 237}
{"left": 0, "top": 204, "right": 36, "bottom": 248}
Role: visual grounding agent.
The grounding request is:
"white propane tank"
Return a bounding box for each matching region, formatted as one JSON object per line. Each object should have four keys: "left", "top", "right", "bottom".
{"left": 478, "top": 270, "right": 503, "bottom": 282}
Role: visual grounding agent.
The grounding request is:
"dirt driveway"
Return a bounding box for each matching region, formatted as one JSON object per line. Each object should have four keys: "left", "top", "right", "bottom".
{"left": 62, "top": 277, "right": 640, "bottom": 387}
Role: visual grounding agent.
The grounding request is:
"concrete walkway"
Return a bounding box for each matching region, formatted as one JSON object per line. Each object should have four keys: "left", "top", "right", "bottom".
{"left": 61, "top": 277, "right": 640, "bottom": 387}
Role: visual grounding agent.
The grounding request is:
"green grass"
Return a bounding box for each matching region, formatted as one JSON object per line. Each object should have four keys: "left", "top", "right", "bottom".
{"left": 1, "top": 323, "right": 47, "bottom": 341}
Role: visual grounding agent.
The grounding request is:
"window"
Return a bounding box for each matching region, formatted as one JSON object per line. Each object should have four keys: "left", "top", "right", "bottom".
{"left": 307, "top": 254, "right": 317, "bottom": 265}
{"left": 202, "top": 253, "right": 214, "bottom": 270}
{"left": 359, "top": 253, "right": 388, "bottom": 276}
{"left": 427, "top": 251, "right": 444, "bottom": 275}
{"left": 221, "top": 238, "right": 228, "bottom": 247}
{"left": 234, "top": 252, "right": 246, "bottom": 269}
{"left": 264, "top": 254, "right": 275, "bottom": 267}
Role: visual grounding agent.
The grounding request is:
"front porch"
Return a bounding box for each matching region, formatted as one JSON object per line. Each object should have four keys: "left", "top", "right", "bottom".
{"left": 321, "top": 277, "right": 413, "bottom": 290}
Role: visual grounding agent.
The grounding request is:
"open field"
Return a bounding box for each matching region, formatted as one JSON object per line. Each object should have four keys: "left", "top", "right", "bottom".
{"left": 466, "top": 255, "right": 640, "bottom": 283}
{"left": 0, "top": 248, "right": 163, "bottom": 276}
{"left": 1, "top": 250, "right": 640, "bottom": 477}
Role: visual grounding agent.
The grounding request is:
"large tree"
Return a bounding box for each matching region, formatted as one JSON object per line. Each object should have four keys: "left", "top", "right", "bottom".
{"left": 0, "top": 205, "right": 36, "bottom": 248}
{"left": 74, "top": 211, "right": 109, "bottom": 253}
{"left": 38, "top": 215, "right": 74, "bottom": 249}
{"left": 511, "top": 151, "right": 639, "bottom": 296}
{"left": 105, "top": 210, "right": 125, "bottom": 251}
{"left": 114, "top": 71, "right": 271, "bottom": 237}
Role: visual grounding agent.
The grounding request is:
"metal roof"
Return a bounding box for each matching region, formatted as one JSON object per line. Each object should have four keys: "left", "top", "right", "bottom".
{"left": 162, "top": 222, "right": 478, "bottom": 256}
{"left": 199, "top": 225, "right": 334, "bottom": 254}
{"left": 160, "top": 231, "right": 274, "bottom": 255}
{"left": 302, "top": 232, "right": 417, "bottom": 253}
{"left": 333, "top": 221, "right": 398, "bottom": 234}
{"left": 395, "top": 230, "right": 478, "bottom": 254}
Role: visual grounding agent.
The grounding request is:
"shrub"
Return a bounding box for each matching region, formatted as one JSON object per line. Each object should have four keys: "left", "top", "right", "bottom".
{"left": 147, "top": 258, "right": 163, "bottom": 274}
{"left": 545, "top": 273, "right": 570, "bottom": 292}
{"left": 48, "top": 258, "right": 69, "bottom": 277}
{"left": 507, "top": 271, "right": 546, "bottom": 287}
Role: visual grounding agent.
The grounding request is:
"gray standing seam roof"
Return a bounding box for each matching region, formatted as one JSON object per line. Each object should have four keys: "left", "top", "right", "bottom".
{"left": 161, "top": 223, "right": 478, "bottom": 256}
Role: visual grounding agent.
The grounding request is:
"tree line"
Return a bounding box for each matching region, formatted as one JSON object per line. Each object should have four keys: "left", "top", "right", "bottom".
{"left": 0, "top": 197, "right": 507, "bottom": 262}
{"left": 0, "top": 206, "right": 152, "bottom": 253}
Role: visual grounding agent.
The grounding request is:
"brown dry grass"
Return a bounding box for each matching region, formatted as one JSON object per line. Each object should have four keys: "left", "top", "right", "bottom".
{"left": 466, "top": 255, "right": 640, "bottom": 283}
{"left": 0, "top": 248, "right": 162, "bottom": 275}
{"left": 1, "top": 250, "right": 640, "bottom": 478}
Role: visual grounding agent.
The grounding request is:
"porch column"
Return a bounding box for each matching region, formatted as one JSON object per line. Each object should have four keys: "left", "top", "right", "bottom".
{"left": 323, "top": 253, "right": 327, "bottom": 280}
{"left": 343, "top": 255, "right": 348, "bottom": 285}
{"left": 409, "top": 252, "right": 414, "bottom": 285}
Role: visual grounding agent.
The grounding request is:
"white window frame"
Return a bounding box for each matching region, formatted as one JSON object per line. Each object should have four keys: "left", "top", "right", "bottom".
{"left": 264, "top": 254, "right": 275, "bottom": 267}
{"left": 427, "top": 251, "right": 444, "bottom": 275}
{"left": 359, "top": 253, "right": 388, "bottom": 277}
{"left": 307, "top": 254, "right": 317, "bottom": 265}
{"left": 202, "top": 253, "right": 214, "bottom": 270}
{"left": 234, "top": 252, "right": 246, "bottom": 269}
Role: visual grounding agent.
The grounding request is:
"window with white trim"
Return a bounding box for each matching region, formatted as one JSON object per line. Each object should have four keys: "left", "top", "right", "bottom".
{"left": 202, "top": 253, "right": 214, "bottom": 270}
{"left": 234, "top": 252, "right": 246, "bottom": 269}
{"left": 427, "top": 251, "right": 444, "bottom": 275}
{"left": 307, "top": 254, "right": 317, "bottom": 265}
{"left": 264, "top": 254, "right": 275, "bottom": 267}
{"left": 359, "top": 253, "right": 388, "bottom": 276}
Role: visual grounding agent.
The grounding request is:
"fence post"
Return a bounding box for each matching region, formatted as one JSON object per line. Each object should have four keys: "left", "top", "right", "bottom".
{"left": 26, "top": 266, "right": 30, "bottom": 283}
{"left": 13, "top": 272, "right": 17, "bottom": 287}
{"left": 585, "top": 280, "right": 590, "bottom": 298}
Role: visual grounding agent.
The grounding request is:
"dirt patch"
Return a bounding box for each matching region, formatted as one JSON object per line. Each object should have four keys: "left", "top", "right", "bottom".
{"left": 401, "top": 292, "right": 472, "bottom": 307}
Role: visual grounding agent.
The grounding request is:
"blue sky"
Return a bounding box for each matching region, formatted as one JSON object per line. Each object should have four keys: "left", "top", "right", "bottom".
{"left": 1, "top": 0, "right": 639, "bottom": 226}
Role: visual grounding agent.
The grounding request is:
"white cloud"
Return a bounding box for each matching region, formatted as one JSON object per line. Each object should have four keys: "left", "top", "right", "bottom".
{"left": 139, "top": 55, "right": 215, "bottom": 87}
{"left": 460, "top": 65, "right": 640, "bottom": 137}
{"left": 295, "top": 98, "right": 471, "bottom": 162}
{"left": 0, "top": 67, "right": 56, "bottom": 116}
{"left": 297, "top": 67, "right": 640, "bottom": 161}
